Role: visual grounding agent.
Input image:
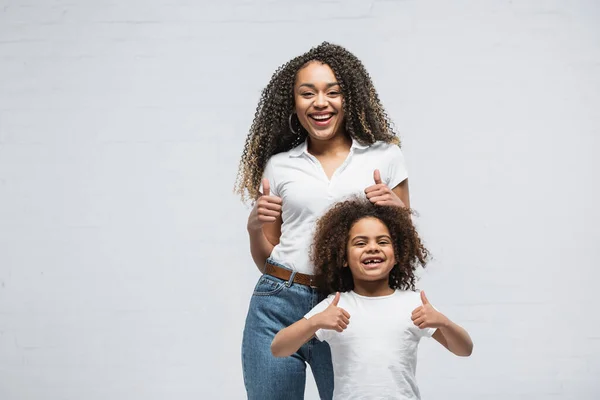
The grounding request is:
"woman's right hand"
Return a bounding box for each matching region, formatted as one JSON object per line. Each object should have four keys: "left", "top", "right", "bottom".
{"left": 313, "top": 293, "right": 351, "bottom": 332}
{"left": 247, "top": 178, "right": 283, "bottom": 232}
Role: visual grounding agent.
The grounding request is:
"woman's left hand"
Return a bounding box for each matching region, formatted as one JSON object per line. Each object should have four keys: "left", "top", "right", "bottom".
{"left": 411, "top": 291, "right": 449, "bottom": 329}
{"left": 364, "top": 169, "right": 405, "bottom": 208}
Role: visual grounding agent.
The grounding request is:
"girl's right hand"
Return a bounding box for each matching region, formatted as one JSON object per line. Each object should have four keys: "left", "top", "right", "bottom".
{"left": 247, "top": 178, "right": 282, "bottom": 231}
{"left": 314, "top": 292, "right": 351, "bottom": 332}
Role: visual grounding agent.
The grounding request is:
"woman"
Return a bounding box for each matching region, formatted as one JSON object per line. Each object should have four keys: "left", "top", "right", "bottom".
{"left": 235, "top": 42, "right": 410, "bottom": 400}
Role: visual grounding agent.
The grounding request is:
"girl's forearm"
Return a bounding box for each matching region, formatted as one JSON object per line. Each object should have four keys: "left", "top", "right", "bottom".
{"left": 271, "top": 318, "right": 319, "bottom": 358}
{"left": 439, "top": 320, "right": 473, "bottom": 357}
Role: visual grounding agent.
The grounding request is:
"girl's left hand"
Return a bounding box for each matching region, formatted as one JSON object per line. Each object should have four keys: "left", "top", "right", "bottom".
{"left": 411, "top": 291, "right": 449, "bottom": 329}
{"left": 364, "top": 169, "right": 405, "bottom": 208}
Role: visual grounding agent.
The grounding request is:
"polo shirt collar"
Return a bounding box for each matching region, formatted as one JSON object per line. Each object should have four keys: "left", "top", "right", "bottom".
{"left": 289, "top": 137, "right": 369, "bottom": 157}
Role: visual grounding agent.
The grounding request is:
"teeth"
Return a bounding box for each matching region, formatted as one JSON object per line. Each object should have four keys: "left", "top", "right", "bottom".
{"left": 312, "top": 114, "right": 332, "bottom": 120}
{"left": 364, "top": 259, "right": 382, "bottom": 264}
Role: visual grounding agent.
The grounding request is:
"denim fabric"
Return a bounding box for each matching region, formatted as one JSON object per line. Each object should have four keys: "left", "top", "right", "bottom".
{"left": 242, "top": 259, "right": 334, "bottom": 400}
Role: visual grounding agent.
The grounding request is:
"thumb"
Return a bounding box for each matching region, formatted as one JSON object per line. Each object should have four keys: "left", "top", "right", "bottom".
{"left": 262, "top": 178, "right": 270, "bottom": 196}
{"left": 420, "top": 290, "right": 430, "bottom": 305}
{"left": 373, "top": 169, "right": 382, "bottom": 184}
{"left": 331, "top": 292, "right": 341, "bottom": 307}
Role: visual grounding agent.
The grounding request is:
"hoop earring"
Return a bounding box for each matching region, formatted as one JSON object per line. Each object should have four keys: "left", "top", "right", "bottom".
{"left": 288, "top": 113, "right": 299, "bottom": 135}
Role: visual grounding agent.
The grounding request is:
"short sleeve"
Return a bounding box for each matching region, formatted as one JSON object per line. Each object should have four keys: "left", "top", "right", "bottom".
{"left": 304, "top": 295, "right": 335, "bottom": 342}
{"left": 260, "top": 159, "right": 279, "bottom": 197}
{"left": 386, "top": 145, "right": 409, "bottom": 189}
{"left": 420, "top": 326, "right": 437, "bottom": 338}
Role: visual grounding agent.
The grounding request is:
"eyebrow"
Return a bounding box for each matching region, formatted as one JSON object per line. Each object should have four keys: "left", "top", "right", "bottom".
{"left": 351, "top": 235, "right": 392, "bottom": 241}
{"left": 297, "top": 82, "right": 340, "bottom": 89}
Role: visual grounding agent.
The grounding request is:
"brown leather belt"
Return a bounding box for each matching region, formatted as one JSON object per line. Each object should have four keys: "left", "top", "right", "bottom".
{"left": 265, "top": 261, "right": 317, "bottom": 288}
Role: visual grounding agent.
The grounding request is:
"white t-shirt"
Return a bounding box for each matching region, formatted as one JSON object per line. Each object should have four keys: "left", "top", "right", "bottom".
{"left": 304, "top": 290, "right": 436, "bottom": 400}
{"left": 263, "top": 138, "right": 408, "bottom": 274}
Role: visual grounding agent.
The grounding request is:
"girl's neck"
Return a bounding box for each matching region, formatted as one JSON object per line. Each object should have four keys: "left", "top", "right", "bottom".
{"left": 307, "top": 132, "right": 351, "bottom": 157}
{"left": 352, "top": 280, "right": 395, "bottom": 297}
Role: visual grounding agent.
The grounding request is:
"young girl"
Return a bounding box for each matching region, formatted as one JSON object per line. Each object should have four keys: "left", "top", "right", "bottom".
{"left": 271, "top": 198, "right": 473, "bottom": 399}
{"left": 236, "top": 42, "right": 411, "bottom": 399}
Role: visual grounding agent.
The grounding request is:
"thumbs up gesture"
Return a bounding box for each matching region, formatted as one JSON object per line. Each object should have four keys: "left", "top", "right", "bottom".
{"left": 364, "top": 169, "right": 405, "bottom": 208}
{"left": 247, "top": 178, "right": 283, "bottom": 231}
{"left": 411, "top": 291, "right": 448, "bottom": 329}
{"left": 314, "top": 292, "right": 351, "bottom": 333}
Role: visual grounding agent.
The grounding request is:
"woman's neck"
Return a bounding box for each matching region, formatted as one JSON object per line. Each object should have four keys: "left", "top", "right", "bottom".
{"left": 307, "top": 132, "right": 352, "bottom": 157}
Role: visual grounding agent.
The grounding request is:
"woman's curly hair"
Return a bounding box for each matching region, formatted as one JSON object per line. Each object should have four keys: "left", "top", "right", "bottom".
{"left": 235, "top": 42, "right": 400, "bottom": 202}
{"left": 311, "top": 197, "right": 429, "bottom": 294}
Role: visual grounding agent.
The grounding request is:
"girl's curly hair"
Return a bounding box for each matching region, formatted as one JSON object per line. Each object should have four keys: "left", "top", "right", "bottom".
{"left": 235, "top": 42, "right": 400, "bottom": 202}
{"left": 311, "top": 198, "right": 428, "bottom": 294}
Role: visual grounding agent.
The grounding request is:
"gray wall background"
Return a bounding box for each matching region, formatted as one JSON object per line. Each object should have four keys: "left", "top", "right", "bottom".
{"left": 1, "top": 0, "right": 599, "bottom": 398}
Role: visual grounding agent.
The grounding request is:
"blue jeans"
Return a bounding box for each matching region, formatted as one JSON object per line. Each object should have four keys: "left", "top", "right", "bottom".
{"left": 242, "top": 259, "right": 334, "bottom": 400}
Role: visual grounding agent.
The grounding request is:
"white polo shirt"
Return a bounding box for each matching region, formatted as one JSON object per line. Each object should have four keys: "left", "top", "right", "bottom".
{"left": 263, "top": 138, "right": 408, "bottom": 275}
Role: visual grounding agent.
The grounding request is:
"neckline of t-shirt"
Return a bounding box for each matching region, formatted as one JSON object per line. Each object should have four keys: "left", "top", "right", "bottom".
{"left": 350, "top": 290, "right": 399, "bottom": 300}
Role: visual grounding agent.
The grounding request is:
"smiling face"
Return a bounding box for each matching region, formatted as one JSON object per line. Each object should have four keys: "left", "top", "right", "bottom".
{"left": 345, "top": 217, "right": 397, "bottom": 288}
{"left": 294, "top": 61, "right": 346, "bottom": 142}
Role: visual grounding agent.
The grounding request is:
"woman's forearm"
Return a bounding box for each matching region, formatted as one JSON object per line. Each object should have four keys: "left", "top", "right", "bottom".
{"left": 247, "top": 225, "right": 275, "bottom": 272}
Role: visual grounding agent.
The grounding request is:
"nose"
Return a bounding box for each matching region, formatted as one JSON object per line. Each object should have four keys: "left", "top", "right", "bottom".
{"left": 366, "top": 241, "right": 380, "bottom": 253}
{"left": 314, "top": 92, "right": 328, "bottom": 108}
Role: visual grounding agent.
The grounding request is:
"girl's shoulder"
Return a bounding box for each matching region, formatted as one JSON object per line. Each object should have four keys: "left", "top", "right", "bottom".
{"left": 320, "top": 291, "right": 355, "bottom": 306}
{"left": 393, "top": 289, "right": 422, "bottom": 304}
{"left": 323, "top": 291, "right": 354, "bottom": 300}
{"left": 395, "top": 288, "right": 421, "bottom": 295}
